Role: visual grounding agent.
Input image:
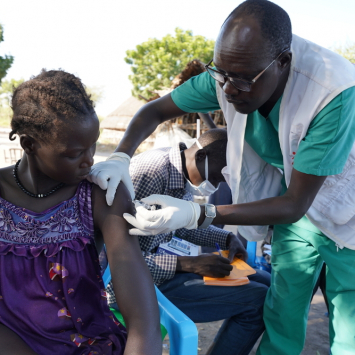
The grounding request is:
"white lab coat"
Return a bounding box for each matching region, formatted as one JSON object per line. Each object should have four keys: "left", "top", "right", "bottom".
{"left": 219, "top": 34, "right": 355, "bottom": 249}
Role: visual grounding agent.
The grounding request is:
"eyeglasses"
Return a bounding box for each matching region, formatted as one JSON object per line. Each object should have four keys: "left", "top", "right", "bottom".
{"left": 205, "top": 48, "right": 290, "bottom": 92}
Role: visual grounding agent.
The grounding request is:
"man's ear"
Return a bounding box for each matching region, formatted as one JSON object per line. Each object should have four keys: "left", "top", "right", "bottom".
{"left": 19, "top": 135, "right": 37, "bottom": 156}
{"left": 195, "top": 149, "right": 207, "bottom": 163}
{"left": 279, "top": 51, "right": 292, "bottom": 71}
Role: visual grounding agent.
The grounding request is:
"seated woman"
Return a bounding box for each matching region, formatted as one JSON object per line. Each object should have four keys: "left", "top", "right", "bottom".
{"left": 0, "top": 70, "right": 161, "bottom": 355}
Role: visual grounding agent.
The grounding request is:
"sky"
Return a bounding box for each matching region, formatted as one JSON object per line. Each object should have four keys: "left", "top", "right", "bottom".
{"left": 1, "top": 0, "right": 355, "bottom": 117}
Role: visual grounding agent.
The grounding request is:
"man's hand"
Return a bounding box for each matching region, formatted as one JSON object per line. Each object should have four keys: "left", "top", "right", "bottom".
{"left": 226, "top": 233, "right": 248, "bottom": 262}
{"left": 88, "top": 152, "right": 135, "bottom": 205}
{"left": 176, "top": 254, "right": 233, "bottom": 278}
{"left": 123, "top": 195, "right": 201, "bottom": 235}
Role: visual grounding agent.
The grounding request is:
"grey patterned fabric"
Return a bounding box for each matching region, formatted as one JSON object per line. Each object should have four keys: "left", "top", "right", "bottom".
{"left": 107, "top": 143, "right": 230, "bottom": 305}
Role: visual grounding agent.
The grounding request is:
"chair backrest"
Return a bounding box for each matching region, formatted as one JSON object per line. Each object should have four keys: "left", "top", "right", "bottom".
{"left": 103, "top": 265, "right": 198, "bottom": 355}
{"left": 246, "top": 241, "right": 271, "bottom": 273}
{"left": 246, "top": 241, "right": 257, "bottom": 268}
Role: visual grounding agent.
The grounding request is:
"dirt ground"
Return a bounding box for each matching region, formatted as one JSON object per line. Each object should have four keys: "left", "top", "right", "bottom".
{"left": 162, "top": 290, "right": 329, "bottom": 355}
{"left": 205, "top": 290, "right": 329, "bottom": 355}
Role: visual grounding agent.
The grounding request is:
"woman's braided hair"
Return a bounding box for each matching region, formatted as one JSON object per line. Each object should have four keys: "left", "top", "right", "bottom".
{"left": 10, "top": 69, "right": 95, "bottom": 142}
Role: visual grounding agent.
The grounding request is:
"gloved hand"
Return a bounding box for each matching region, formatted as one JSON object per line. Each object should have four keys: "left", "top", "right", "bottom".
{"left": 123, "top": 195, "right": 201, "bottom": 235}
{"left": 87, "top": 152, "right": 135, "bottom": 205}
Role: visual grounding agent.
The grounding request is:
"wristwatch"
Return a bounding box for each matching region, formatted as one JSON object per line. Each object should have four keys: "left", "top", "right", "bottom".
{"left": 198, "top": 203, "right": 216, "bottom": 229}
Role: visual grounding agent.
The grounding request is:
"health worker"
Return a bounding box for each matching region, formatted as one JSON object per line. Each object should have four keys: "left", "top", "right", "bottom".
{"left": 88, "top": 1, "right": 355, "bottom": 354}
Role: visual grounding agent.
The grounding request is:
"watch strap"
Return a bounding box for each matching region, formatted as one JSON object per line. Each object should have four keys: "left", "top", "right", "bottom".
{"left": 199, "top": 204, "right": 216, "bottom": 229}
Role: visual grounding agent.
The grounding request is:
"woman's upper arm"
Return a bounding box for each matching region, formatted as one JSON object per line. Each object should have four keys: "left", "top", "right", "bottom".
{"left": 92, "top": 183, "right": 161, "bottom": 353}
{"left": 92, "top": 182, "right": 135, "bottom": 249}
{"left": 0, "top": 324, "right": 38, "bottom": 355}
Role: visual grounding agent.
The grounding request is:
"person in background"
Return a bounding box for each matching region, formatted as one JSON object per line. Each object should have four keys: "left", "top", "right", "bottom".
{"left": 0, "top": 70, "right": 161, "bottom": 355}
{"left": 103, "top": 128, "right": 270, "bottom": 355}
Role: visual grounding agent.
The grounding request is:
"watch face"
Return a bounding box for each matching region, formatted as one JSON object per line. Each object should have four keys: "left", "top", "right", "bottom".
{"left": 205, "top": 204, "right": 217, "bottom": 218}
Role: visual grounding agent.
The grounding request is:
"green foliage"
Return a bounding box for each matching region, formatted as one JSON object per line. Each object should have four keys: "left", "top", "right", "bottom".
{"left": 333, "top": 42, "right": 355, "bottom": 63}
{"left": 125, "top": 28, "right": 215, "bottom": 99}
{"left": 0, "top": 105, "right": 12, "bottom": 127}
{"left": 0, "top": 24, "right": 14, "bottom": 84}
{"left": 0, "top": 78, "right": 24, "bottom": 127}
{"left": 0, "top": 78, "right": 24, "bottom": 105}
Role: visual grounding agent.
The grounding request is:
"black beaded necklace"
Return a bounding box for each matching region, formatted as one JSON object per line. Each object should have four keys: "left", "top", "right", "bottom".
{"left": 13, "top": 159, "right": 65, "bottom": 198}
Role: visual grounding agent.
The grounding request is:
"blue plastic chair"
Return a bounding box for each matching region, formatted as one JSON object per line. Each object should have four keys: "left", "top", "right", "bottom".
{"left": 246, "top": 241, "right": 272, "bottom": 273}
{"left": 102, "top": 265, "right": 198, "bottom": 355}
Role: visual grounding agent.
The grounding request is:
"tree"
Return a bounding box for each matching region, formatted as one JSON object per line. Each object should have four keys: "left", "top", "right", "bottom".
{"left": 0, "top": 24, "right": 14, "bottom": 84}
{"left": 125, "top": 28, "right": 215, "bottom": 99}
{"left": 86, "top": 85, "right": 104, "bottom": 106}
{"left": 0, "top": 78, "right": 24, "bottom": 105}
{"left": 0, "top": 78, "right": 24, "bottom": 127}
{"left": 332, "top": 42, "right": 355, "bottom": 64}
{"left": 85, "top": 86, "right": 105, "bottom": 123}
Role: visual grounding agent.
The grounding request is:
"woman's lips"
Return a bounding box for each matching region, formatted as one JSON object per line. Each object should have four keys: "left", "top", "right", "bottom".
{"left": 78, "top": 171, "right": 90, "bottom": 178}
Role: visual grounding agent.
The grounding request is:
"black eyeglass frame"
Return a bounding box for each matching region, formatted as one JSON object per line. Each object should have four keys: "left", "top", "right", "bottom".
{"left": 205, "top": 48, "right": 290, "bottom": 92}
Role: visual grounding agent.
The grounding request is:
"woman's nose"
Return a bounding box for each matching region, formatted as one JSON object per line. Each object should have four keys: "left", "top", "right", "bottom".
{"left": 80, "top": 151, "right": 94, "bottom": 168}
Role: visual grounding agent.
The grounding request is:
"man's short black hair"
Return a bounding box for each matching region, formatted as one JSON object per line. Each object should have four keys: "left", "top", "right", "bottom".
{"left": 196, "top": 128, "right": 228, "bottom": 168}
{"left": 226, "top": 0, "right": 292, "bottom": 59}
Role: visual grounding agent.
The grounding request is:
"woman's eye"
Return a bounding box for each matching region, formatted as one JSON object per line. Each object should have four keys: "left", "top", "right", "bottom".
{"left": 66, "top": 153, "right": 82, "bottom": 159}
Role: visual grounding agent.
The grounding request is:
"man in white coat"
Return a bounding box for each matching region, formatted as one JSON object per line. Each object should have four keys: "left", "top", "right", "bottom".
{"left": 89, "top": 1, "right": 355, "bottom": 354}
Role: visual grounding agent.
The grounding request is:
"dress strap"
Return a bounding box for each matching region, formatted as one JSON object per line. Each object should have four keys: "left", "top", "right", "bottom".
{"left": 77, "top": 180, "right": 94, "bottom": 235}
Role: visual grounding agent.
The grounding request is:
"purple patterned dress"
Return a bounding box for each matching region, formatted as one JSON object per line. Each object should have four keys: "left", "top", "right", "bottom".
{"left": 0, "top": 181, "right": 127, "bottom": 355}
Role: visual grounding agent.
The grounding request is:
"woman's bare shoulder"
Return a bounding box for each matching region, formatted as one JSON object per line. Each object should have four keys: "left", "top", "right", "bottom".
{"left": 91, "top": 182, "right": 135, "bottom": 227}
{"left": 0, "top": 165, "right": 14, "bottom": 178}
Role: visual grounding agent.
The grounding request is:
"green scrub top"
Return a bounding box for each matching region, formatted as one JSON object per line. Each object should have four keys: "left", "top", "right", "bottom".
{"left": 171, "top": 71, "right": 355, "bottom": 178}
{"left": 171, "top": 71, "right": 355, "bottom": 232}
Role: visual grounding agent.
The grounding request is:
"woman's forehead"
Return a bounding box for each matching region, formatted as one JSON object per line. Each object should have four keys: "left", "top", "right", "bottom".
{"left": 54, "top": 116, "right": 100, "bottom": 149}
